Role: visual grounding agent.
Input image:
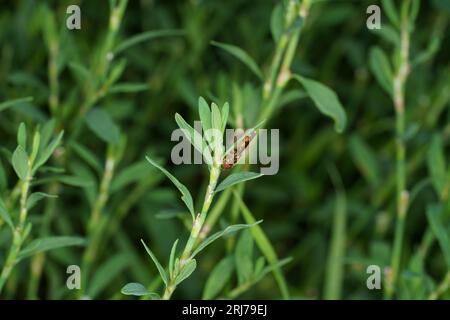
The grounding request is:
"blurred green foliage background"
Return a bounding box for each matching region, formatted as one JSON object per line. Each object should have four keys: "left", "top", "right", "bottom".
{"left": 0, "top": 0, "right": 450, "bottom": 299}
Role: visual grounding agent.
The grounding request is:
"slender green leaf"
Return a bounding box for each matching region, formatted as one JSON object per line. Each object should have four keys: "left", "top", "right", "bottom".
{"left": 270, "top": 3, "right": 284, "bottom": 43}
{"left": 18, "top": 236, "right": 85, "bottom": 260}
{"left": 12, "top": 145, "right": 29, "bottom": 180}
{"left": 26, "top": 192, "right": 57, "bottom": 210}
{"left": 198, "top": 97, "right": 212, "bottom": 136}
{"left": 211, "top": 103, "right": 222, "bottom": 132}
{"left": 85, "top": 108, "right": 120, "bottom": 145}
{"left": 70, "top": 142, "right": 102, "bottom": 173}
{"left": 0, "top": 160, "right": 6, "bottom": 191}
{"left": 426, "top": 205, "right": 450, "bottom": 268}
{"left": 114, "top": 29, "right": 185, "bottom": 55}
{"left": 211, "top": 40, "right": 263, "bottom": 80}
{"left": 175, "top": 259, "right": 197, "bottom": 286}
{"left": 108, "top": 83, "right": 149, "bottom": 94}
{"left": 169, "top": 239, "right": 179, "bottom": 278}
{"left": 292, "top": 75, "right": 347, "bottom": 133}
{"left": 412, "top": 36, "right": 440, "bottom": 67}
{"left": 0, "top": 197, "right": 14, "bottom": 230}
{"left": 216, "top": 172, "right": 264, "bottom": 193}
{"left": 145, "top": 155, "right": 195, "bottom": 220}
{"left": 33, "top": 131, "right": 64, "bottom": 171}
{"left": 234, "top": 191, "right": 290, "bottom": 299}
{"left": 254, "top": 257, "right": 292, "bottom": 283}
{"left": 111, "top": 161, "right": 153, "bottom": 192}
{"left": 221, "top": 102, "right": 229, "bottom": 132}
{"left": 369, "top": 47, "right": 394, "bottom": 96}
{"left": 235, "top": 230, "right": 254, "bottom": 284}
{"left": 191, "top": 221, "right": 262, "bottom": 259}
{"left": 203, "top": 256, "right": 234, "bottom": 299}
{"left": 175, "top": 113, "right": 212, "bottom": 165}
{"left": 0, "top": 97, "right": 33, "bottom": 112}
{"left": 121, "top": 282, "right": 160, "bottom": 299}
{"left": 349, "top": 135, "right": 380, "bottom": 187}
{"left": 427, "top": 135, "right": 447, "bottom": 197}
{"left": 57, "top": 175, "right": 94, "bottom": 187}
{"left": 17, "top": 122, "right": 27, "bottom": 149}
{"left": 381, "top": 0, "right": 400, "bottom": 27}
{"left": 68, "top": 62, "right": 92, "bottom": 86}
{"left": 88, "top": 253, "right": 130, "bottom": 298}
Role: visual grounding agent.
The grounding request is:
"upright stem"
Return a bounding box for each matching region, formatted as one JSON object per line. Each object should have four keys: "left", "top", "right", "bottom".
{"left": 259, "top": 0, "right": 310, "bottom": 122}
{"left": 386, "top": 3, "right": 411, "bottom": 299}
{"left": 162, "top": 165, "right": 221, "bottom": 300}
{"left": 0, "top": 163, "right": 32, "bottom": 293}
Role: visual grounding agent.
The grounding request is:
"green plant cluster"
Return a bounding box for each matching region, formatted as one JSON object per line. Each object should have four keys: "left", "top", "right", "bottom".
{"left": 0, "top": 0, "right": 449, "bottom": 300}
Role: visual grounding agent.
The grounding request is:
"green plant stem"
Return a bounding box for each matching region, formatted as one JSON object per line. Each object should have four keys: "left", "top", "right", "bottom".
{"left": 80, "top": 146, "right": 117, "bottom": 297}
{"left": 162, "top": 165, "right": 221, "bottom": 300}
{"left": 69, "top": 0, "right": 127, "bottom": 142}
{"left": 0, "top": 165, "right": 32, "bottom": 293}
{"left": 386, "top": 4, "right": 411, "bottom": 299}
{"left": 260, "top": 0, "right": 310, "bottom": 122}
{"left": 27, "top": 181, "right": 59, "bottom": 299}
{"left": 428, "top": 271, "right": 450, "bottom": 300}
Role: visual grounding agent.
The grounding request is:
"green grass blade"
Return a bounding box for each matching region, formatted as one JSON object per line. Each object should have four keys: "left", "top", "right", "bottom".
{"left": 233, "top": 191, "right": 290, "bottom": 299}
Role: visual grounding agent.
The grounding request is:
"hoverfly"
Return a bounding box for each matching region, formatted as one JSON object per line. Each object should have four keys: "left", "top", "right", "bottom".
{"left": 222, "top": 130, "right": 256, "bottom": 170}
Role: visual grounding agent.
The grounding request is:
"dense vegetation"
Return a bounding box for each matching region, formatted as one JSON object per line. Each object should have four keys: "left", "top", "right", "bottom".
{"left": 0, "top": 0, "right": 449, "bottom": 300}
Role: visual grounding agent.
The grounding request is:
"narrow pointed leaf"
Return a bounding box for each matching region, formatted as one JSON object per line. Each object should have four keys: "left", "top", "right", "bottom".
{"left": 145, "top": 155, "right": 195, "bottom": 220}
{"left": 121, "top": 282, "right": 160, "bottom": 299}
{"left": 26, "top": 192, "right": 58, "bottom": 210}
{"left": 215, "top": 172, "right": 264, "bottom": 193}
{"left": 175, "top": 259, "right": 197, "bottom": 286}
{"left": 12, "top": 145, "right": 29, "bottom": 180}
{"left": 175, "top": 113, "right": 212, "bottom": 165}
{"left": 17, "top": 123, "right": 27, "bottom": 149}
{"left": 198, "top": 97, "right": 212, "bottom": 135}
{"left": 0, "top": 97, "right": 33, "bottom": 112}
{"left": 17, "top": 236, "right": 85, "bottom": 260}
{"left": 33, "top": 131, "right": 64, "bottom": 171}
{"left": 114, "top": 29, "right": 185, "bottom": 55}
{"left": 85, "top": 108, "right": 120, "bottom": 145}
{"left": 203, "top": 256, "right": 234, "bottom": 299}
{"left": 369, "top": 47, "right": 394, "bottom": 96}
{"left": 0, "top": 198, "right": 13, "bottom": 230}
{"left": 191, "top": 221, "right": 262, "bottom": 259}
{"left": 292, "top": 75, "right": 347, "bottom": 133}
{"left": 169, "top": 239, "right": 179, "bottom": 278}
{"left": 211, "top": 40, "right": 263, "bottom": 80}
{"left": 234, "top": 191, "right": 290, "bottom": 299}
{"left": 141, "top": 239, "right": 168, "bottom": 286}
